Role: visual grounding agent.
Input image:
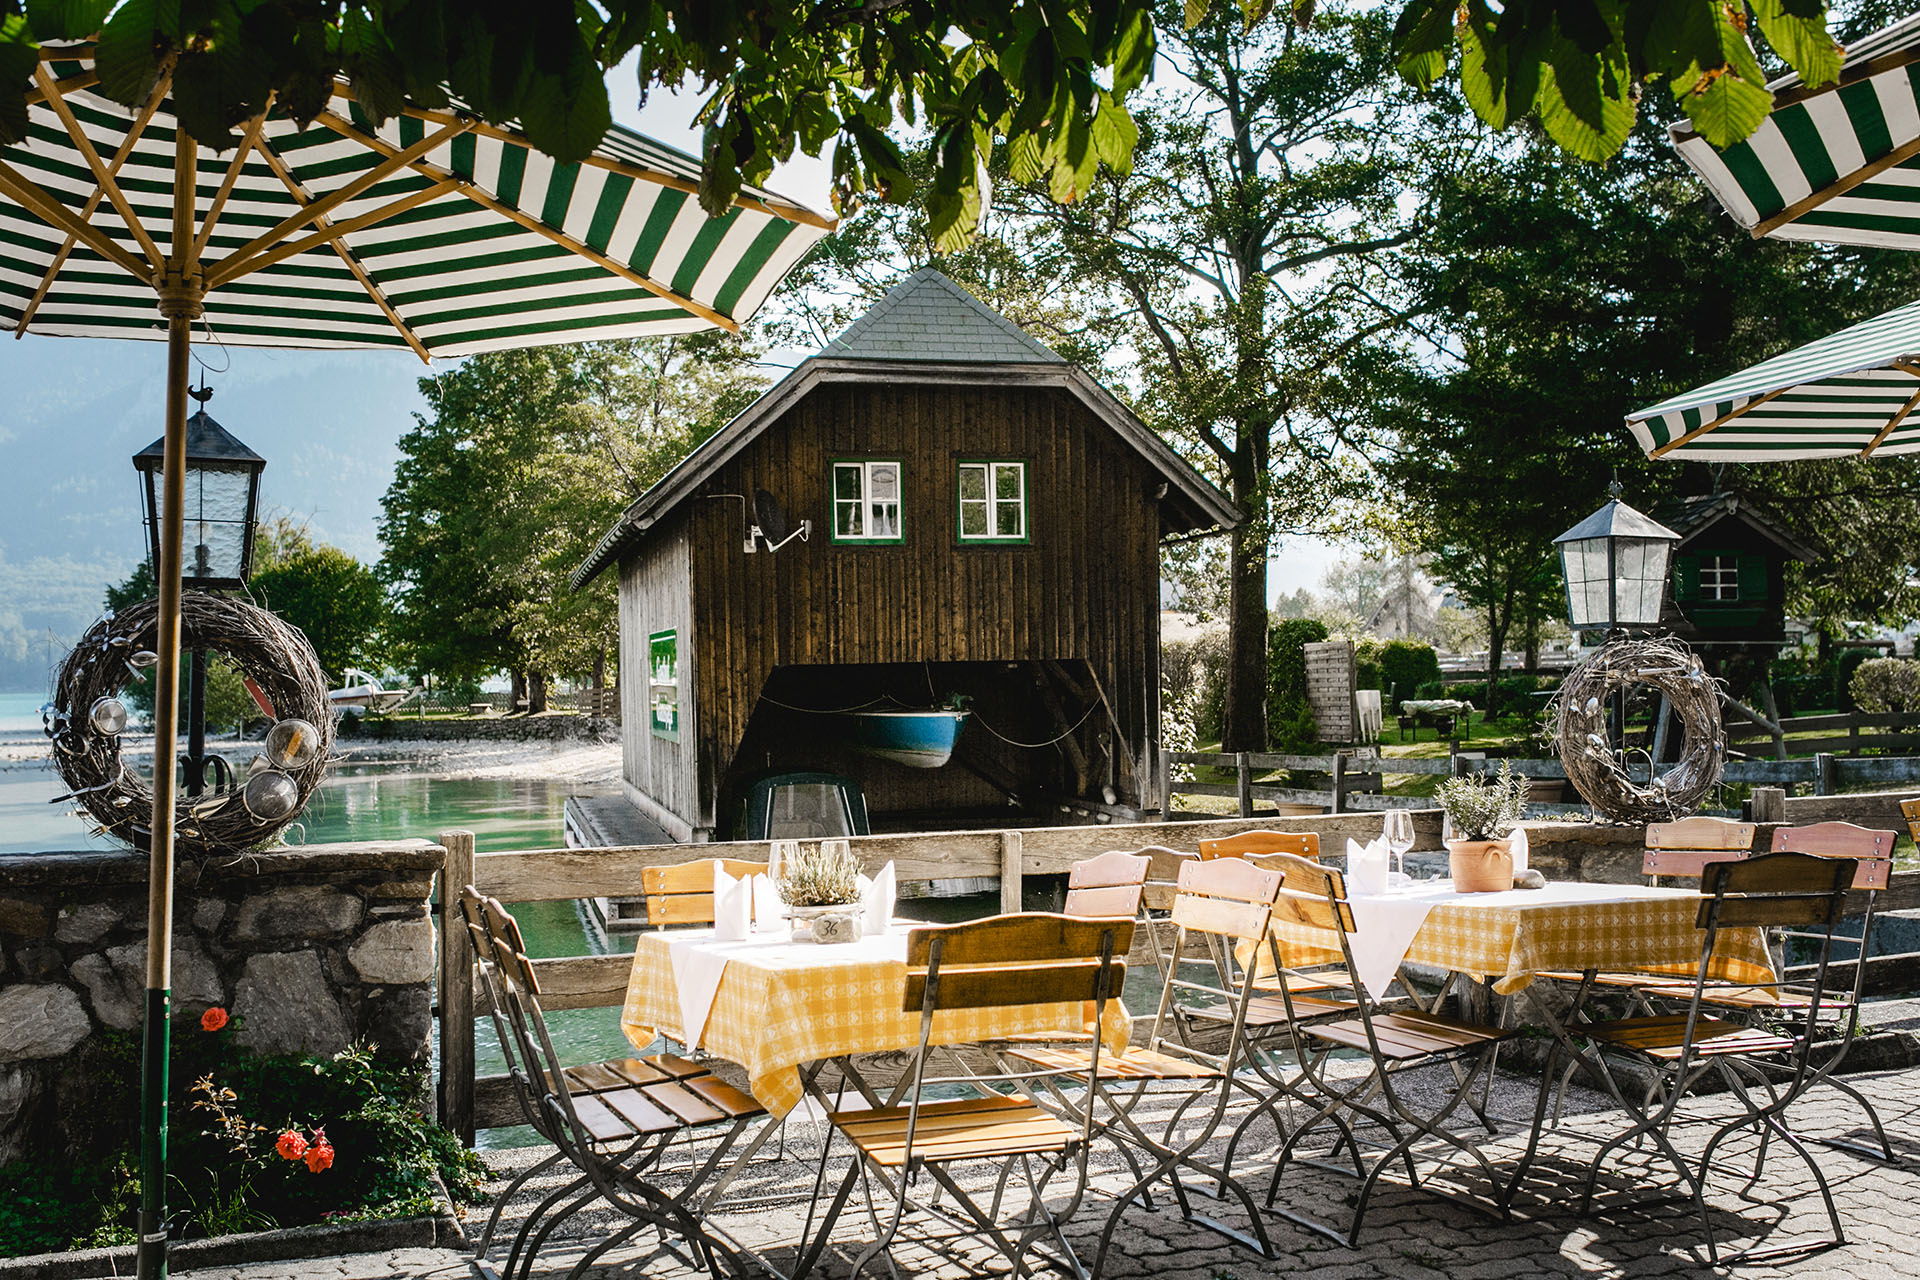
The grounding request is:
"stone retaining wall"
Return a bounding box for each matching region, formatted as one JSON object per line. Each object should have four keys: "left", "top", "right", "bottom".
{"left": 336, "top": 713, "right": 616, "bottom": 743}
{"left": 0, "top": 840, "right": 443, "bottom": 1165}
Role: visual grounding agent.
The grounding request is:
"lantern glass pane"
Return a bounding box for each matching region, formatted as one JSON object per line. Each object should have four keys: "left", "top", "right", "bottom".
{"left": 1560, "top": 537, "right": 1612, "bottom": 628}
{"left": 181, "top": 465, "right": 253, "bottom": 582}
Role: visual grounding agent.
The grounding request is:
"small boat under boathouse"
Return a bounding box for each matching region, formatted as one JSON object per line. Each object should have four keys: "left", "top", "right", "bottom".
{"left": 571, "top": 269, "right": 1238, "bottom": 843}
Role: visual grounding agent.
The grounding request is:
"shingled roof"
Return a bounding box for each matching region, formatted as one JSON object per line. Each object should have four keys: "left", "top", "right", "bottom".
{"left": 573, "top": 271, "right": 1237, "bottom": 587}
{"left": 821, "top": 268, "right": 1067, "bottom": 364}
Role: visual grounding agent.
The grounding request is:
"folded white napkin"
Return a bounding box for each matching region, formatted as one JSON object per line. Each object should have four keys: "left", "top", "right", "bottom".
{"left": 1509, "top": 825, "right": 1529, "bottom": 875}
{"left": 751, "top": 873, "right": 783, "bottom": 931}
{"left": 713, "top": 863, "right": 752, "bottom": 942}
{"left": 863, "top": 862, "right": 896, "bottom": 935}
{"left": 1346, "top": 837, "right": 1391, "bottom": 897}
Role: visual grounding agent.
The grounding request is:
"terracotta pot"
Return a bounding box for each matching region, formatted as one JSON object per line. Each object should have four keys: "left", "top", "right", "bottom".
{"left": 1447, "top": 838, "right": 1514, "bottom": 893}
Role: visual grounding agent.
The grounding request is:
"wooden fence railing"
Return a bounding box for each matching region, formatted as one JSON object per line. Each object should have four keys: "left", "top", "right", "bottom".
{"left": 1164, "top": 749, "right": 1920, "bottom": 818}
{"left": 1726, "top": 710, "right": 1920, "bottom": 758}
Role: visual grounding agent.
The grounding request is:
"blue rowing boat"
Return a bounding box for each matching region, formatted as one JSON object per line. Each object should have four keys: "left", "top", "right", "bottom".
{"left": 840, "top": 709, "right": 970, "bottom": 768}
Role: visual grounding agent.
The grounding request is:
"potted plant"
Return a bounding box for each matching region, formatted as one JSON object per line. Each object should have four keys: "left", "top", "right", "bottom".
{"left": 1434, "top": 762, "right": 1529, "bottom": 892}
{"left": 780, "top": 840, "right": 865, "bottom": 943}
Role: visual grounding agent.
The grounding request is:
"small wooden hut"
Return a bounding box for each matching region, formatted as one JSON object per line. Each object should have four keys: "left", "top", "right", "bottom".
{"left": 573, "top": 269, "right": 1237, "bottom": 840}
{"left": 1657, "top": 492, "right": 1817, "bottom": 665}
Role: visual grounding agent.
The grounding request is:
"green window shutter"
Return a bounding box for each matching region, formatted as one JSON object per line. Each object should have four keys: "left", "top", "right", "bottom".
{"left": 1673, "top": 555, "right": 1699, "bottom": 602}
{"left": 1736, "top": 553, "right": 1768, "bottom": 601}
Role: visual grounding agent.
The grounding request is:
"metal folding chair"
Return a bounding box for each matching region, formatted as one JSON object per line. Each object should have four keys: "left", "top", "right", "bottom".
{"left": 798, "top": 913, "right": 1130, "bottom": 1279}
{"left": 1259, "top": 852, "right": 1513, "bottom": 1247}
{"left": 459, "top": 887, "right": 767, "bottom": 1280}
{"left": 1528, "top": 852, "right": 1859, "bottom": 1265}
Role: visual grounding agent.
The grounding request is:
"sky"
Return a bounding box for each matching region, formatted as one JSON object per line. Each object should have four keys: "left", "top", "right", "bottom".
{"left": 0, "top": 59, "right": 1340, "bottom": 691}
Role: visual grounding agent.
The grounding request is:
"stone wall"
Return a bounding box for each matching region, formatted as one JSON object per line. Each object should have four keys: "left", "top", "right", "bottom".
{"left": 0, "top": 839, "right": 443, "bottom": 1166}
{"left": 337, "top": 713, "right": 616, "bottom": 743}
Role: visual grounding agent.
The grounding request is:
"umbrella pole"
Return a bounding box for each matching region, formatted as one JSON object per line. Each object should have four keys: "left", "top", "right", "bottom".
{"left": 138, "top": 128, "right": 203, "bottom": 1280}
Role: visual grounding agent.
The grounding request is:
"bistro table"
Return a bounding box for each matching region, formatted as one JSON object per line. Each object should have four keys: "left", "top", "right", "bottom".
{"left": 620, "top": 924, "right": 1133, "bottom": 1119}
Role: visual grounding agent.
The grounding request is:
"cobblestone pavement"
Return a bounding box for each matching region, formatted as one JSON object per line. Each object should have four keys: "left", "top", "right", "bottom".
{"left": 185, "top": 1059, "right": 1920, "bottom": 1279}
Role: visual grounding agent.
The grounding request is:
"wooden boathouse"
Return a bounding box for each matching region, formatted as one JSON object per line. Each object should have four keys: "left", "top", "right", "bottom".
{"left": 572, "top": 269, "right": 1237, "bottom": 841}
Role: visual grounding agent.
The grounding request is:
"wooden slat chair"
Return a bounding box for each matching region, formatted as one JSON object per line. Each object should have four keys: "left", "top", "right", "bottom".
{"left": 798, "top": 914, "right": 1131, "bottom": 1279}
{"left": 1063, "top": 848, "right": 1152, "bottom": 918}
{"left": 1258, "top": 852, "right": 1512, "bottom": 1248}
{"left": 1014, "top": 857, "right": 1347, "bottom": 1272}
{"left": 458, "top": 887, "right": 766, "bottom": 1280}
{"left": 1531, "top": 853, "right": 1859, "bottom": 1265}
{"left": 640, "top": 857, "right": 771, "bottom": 928}
{"left": 1198, "top": 830, "right": 1321, "bottom": 860}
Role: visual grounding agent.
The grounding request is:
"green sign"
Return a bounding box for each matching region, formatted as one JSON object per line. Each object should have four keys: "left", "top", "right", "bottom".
{"left": 649, "top": 629, "right": 678, "bottom": 739}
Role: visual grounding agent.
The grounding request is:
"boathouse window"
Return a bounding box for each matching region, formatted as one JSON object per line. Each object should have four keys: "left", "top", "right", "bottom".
{"left": 831, "top": 460, "right": 904, "bottom": 543}
{"left": 957, "top": 460, "right": 1026, "bottom": 542}
{"left": 1699, "top": 554, "right": 1740, "bottom": 601}
{"left": 649, "top": 629, "right": 679, "bottom": 740}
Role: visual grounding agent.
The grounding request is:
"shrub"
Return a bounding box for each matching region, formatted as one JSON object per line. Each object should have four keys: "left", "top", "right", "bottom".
{"left": 1267, "top": 618, "right": 1329, "bottom": 751}
{"left": 1412, "top": 679, "right": 1445, "bottom": 701}
{"left": 1836, "top": 649, "right": 1880, "bottom": 712}
{"left": 1491, "top": 675, "right": 1543, "bottom": 718}
{"left": 1353, "top": 636, "right": 1384, "bottom": 692}
{"left": 1378, "top": 640, "right": 1441, "bottom": 707}
{"left": 1850, "top": 658, "right": 1920, "bottom": 715}
{"left": 1163, "top": 627, "right": 1227, "bottom": 744}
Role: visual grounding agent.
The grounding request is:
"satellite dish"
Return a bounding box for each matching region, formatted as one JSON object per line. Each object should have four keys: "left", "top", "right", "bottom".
{"left": 751, "top": 489, "right": 811, "bottom": 552}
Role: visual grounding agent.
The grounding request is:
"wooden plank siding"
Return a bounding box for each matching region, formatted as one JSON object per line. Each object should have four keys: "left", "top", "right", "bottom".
{"left": 653, "top": 380, "right": 1167, "bottom": 832}
{"left": 617, "top": 517, "right": 698, "bottom": 840}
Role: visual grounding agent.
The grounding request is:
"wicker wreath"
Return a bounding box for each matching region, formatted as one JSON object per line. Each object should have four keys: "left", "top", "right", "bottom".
{"left": 1551, "top": 636, "right": 1724, "bottom": 824}
{"left": 46, "top": 592, "right": 333, "bottom": 855}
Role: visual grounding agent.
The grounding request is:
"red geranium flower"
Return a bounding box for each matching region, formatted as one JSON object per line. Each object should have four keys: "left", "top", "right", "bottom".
{"left": 200, "top": 1007, "right": 229, "bottom": 1032}
{"left": 275, "top": 1130, "right": 307, "bottom": 1161}
{"left": 304, "top": 1134, "right": 334, "bottom": 1173}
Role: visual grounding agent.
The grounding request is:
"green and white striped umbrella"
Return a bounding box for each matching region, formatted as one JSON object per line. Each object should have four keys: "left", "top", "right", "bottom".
{"left": 1627, "top": 295, "right": 1920, "bottom": 459}
{"left": 1672, "top": 14, "right": 1920, "bottom": 251}
{"left": 1, "top": 46, "right": 831, "bottom": 355}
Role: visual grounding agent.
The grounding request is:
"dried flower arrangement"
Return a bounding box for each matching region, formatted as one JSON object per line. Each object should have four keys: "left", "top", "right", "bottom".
{"left": 780, "top": 841, "right": 861, "bottom": 908}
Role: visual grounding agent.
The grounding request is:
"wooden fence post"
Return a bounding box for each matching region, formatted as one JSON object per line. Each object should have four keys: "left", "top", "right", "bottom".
{"left": 1152, "top": 739, "right": 1169, "bottom": 817}
{"left": 1000, "top": 829, "right": 1024, "bottom": 915}
{"left": 1815, "top": 753, "right": 1836, "bottom": 797}
{"left": 1331, "top": 752, "right": 1349, "bottom": 814}
{"left": 1235, "top": 752, "right": 1253, "bottom": 818}
{"left": 436, "top": 829, "right": 476, "bottom": 1146}
{"left": 1748, "top": 787, "right": 1786, "bottom": 824}
{"left": 1450, "top": 754, "right": 1472, "bottom": 780}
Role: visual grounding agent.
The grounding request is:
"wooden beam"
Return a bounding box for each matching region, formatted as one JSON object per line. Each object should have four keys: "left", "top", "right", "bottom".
{"left": 15, "top": 73, "right": 169, "bottom": 336}
{"left": 251, "top": 129, "right": 432, "bottom": 363}
{"left": 205, "top": 117, "right": 470, "bottom": 286}
{"left": 330, "top": 88, "right": 837, "bottom": 231}
{"left": 205, "top": 178, "right": 458, "bottom": 288}
{"left": 190, "top": 105, "right": 270, "bottom": 260}
{"left": 0, "top": 156, "right": 151, "bottom": 280}
{"left": 1752, "top": 130, "right": 1920, "bottom": 239}
{"left": 24, "top": 68, "right": 96, "bottom": 106}
{"left": 33, "top": 63, "right": 164, "bottom": 269}
{"left": 311, "top": 109, "right": 742, "bottom": 333}
{"left": 1861, "top": 369, "right": 1920, "bottom": 457}
{"left": 1648, "top": 386, "right": 1791, "bottom": 459}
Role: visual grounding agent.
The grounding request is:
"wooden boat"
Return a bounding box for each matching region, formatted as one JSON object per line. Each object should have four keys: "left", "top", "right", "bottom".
{"left": 840, "top": 709, "right": 970, "bottom": 768}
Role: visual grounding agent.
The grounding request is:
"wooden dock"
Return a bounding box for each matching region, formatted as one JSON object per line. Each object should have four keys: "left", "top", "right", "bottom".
{"left": 563, "top": 794, "right": 674, "bottom": 931}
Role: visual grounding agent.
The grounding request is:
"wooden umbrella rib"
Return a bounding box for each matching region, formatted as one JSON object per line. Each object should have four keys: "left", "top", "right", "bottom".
{"left": 0, "top": 157, "right": 151, "bottom": 280}
{"left": 205, "top": 179, "right": 459, "bottom": 288}
{"left": 206, "top": 117, "right": 470, "bottom": 286}
{"left": 33, "top": 64, "right": 165, "bottom": 269}
{"left": 1861, "top": 366, "right": 1920, "bottom": 457}
{"left": 25, "top": 69, "right": 97, "bottom": 106}
{"left": 1753, "top": 131, "right": 1920, "bottom": 238}
{"left": 191, "top": 105, "right": 272, "bottom": 260}
{"left": 1647, "top": 386, "right": 1791, "bottom": 458}
{"left": 312, "top": 110, "right": 742, "bottom": 332}
{"left": 252, "top": 130, "right": 432, "bottom": 363}
{"left": 16, "top": 73, "right": 170, "bottom": 337}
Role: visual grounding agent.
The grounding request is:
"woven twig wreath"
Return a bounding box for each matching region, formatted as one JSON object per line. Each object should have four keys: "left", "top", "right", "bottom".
{"left": 46, "top": 592, "right": 332, "bottom": 855}
{"left": 1551, "top": 636, "right": 1724, "bottom": 824}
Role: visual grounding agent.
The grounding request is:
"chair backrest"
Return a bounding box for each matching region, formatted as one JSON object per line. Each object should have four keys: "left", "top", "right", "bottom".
{"left": 1170, "top": 856, "right": 1285, "bottom": 942}
{"left": 1642, "top": 816, "right": 1755, "bottom": 882}
{"left": 1770, "top": 821, "right": 1896, "bottom": 890}
{"left": 460, "top": 886, "right": 575, "bottom": 1119}
{"left": 459, "top": 887, "right": 551, "bottom": 1135}
{"left": 1699, "top": 852, "right": 1856, "bottom": 931}
{"left": 640, "top": 857, "right": 771, "bottom": 926}
{"left": 904, "top": 913, "right": 1132, "bottom": 1013}
{"left": 1246, "top": 851, "right": 1357, "bottom": 936}
{"left": 1198, "top": 829, "right": 1320, "bottom": 861}
{"left": 1901, "top": 797, "right": 1920, "bottom": 847}
{"left": 1063, "top": 850, "right": 1150, "bottom": 918}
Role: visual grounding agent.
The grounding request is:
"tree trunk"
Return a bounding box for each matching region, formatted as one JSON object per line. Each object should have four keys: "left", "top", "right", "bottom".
{"left": 510, "top": 669, "right": 528, "bottom": 713}
{"left": 528, "top": 670, "right": 548, "bottom": 715}
{"left": 591, "top": 646, "right": 607, "bottom": 695}
{"left": 1221, "top": 444, "right": 1269, "bottom": 751}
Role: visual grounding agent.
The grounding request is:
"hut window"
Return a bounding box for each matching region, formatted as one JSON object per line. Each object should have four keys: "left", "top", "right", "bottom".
{"left": 1699, "top": 554, "right": 1740, "bottom": 601}
{"left": 831, "top": 460, "right": 904, "bottom": 542}
{"left": 957, "top": 460, "right": 1027, "bottom": 542}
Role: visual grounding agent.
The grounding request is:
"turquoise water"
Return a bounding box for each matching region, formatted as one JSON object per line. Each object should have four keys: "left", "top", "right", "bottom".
{"left": 1, "top": 690, "right": 48, "bottom": 734}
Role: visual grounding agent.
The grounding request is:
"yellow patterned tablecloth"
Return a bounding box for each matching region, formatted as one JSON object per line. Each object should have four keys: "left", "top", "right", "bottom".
{"left": 621, "top": 928, "right": 1132, "bottom": 1117}
{"left": 1266, "top": 880, "right": 1776, "bottom": 997}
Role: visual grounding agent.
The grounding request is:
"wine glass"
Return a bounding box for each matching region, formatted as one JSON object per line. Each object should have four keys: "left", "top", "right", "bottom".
{"left": 1382, "top": 810, "right": 1415, "bottom": 880}
{"left": 768, "top": 840, "right": 800, "bottom": 903}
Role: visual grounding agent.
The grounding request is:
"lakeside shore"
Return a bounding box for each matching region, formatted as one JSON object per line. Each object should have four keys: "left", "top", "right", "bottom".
{"left": 0, "top": 728, "right": 622, "bottom": 786}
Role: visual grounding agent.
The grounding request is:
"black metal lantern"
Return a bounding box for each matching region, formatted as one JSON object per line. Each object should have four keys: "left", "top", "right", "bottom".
{"left": 132, "top": 386, "right": 264, "bottom": 590}
{"left": 1553, "top": 483, "right": 1682, "bottom": 633}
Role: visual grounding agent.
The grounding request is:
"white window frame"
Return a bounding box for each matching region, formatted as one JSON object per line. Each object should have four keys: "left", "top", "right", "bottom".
{"left": 1699, "top": 554, "right": 1740, "bottom": 602}
{"left": 831, "top": 459, "right": 904, "bottom": 543}
{"left": 957, "top": 460, "right": 1027, "bottom": 542}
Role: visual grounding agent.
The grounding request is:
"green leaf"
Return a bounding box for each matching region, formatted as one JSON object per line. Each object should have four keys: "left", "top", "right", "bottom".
{"left": 519, "top": 33, "right": 611, "bottom": 165}
{"left": 1007, "top": 129, "right": 1046, "bottom": 184}
{"left": 1185, "top": 0, "right": 1209, "bottom": 31}
{"left": 1111, "top": 5, "right": 1154, "bottom": 95}
{"left": 1641, "top": 0, "right": 1725, "bottom": 85}
{"left": 95, "top": 0, "right": 166, "bottom": 105}
{"left": 1535, "top": 49, "right": 1636, "bottom": 160}
{"left": 0, "top": 16, "right": 38, "bottom": 144}
{"left": 1459, "top": 13, "right": 1541, "bottom": 129}
{"left": 1680, "top": 65, "right": 1775, "bottom": 148}
{"left": 1750, "top": 0, "right": 1841, "bottom": 89}
{"left": 1391, "top": 0, "right": 1453, "bottom": 87}
{"left": 1089, "top": 89, "right": 1137, "bottom": 173}
{"left": 25, "top": 0, "right": 112, "bottom": 43}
